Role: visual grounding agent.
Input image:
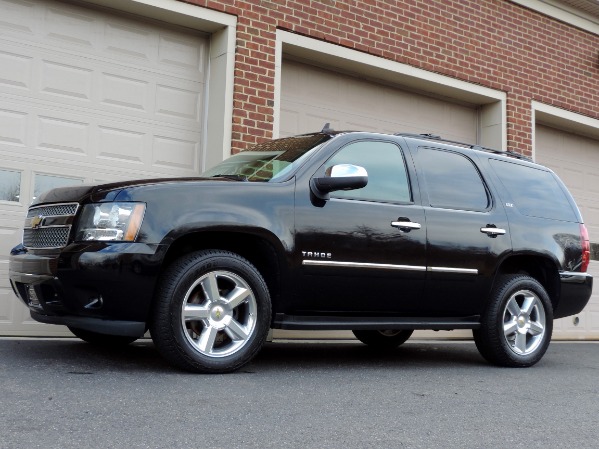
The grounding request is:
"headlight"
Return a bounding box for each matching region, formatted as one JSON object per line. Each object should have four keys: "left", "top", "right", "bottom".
{"left": 75, "top": 202, "right": 145, "bottom": 242}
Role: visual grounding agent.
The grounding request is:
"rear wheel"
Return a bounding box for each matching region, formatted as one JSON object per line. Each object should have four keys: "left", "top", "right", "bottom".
{"left": 352, "top": 329, "right": 414, "bottom": 348}
{"left": 150, "top": 250, "right": 271, "bottom": 373}
{"left": 473, "top": 274, "right": 553, "bottom": 367}
{"left": 68, "top": 327, "right": 138, "bottom": 346}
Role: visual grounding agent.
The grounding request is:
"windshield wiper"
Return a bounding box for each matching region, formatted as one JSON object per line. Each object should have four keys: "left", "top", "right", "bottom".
{"left": 211, "top": 174, "right": 248, "bottom": 181}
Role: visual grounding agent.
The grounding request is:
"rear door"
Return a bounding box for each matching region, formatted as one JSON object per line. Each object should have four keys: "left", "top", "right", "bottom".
{"left": 413, "top": 146, "right": 511, "bottom": 316}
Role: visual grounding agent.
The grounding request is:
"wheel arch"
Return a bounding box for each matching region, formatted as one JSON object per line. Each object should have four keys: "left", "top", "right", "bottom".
{"left": 495, "top": 253, "right": 561, "bottom": 312}
{"left": 155, "top": 229, "right": 287, "bottom": 319}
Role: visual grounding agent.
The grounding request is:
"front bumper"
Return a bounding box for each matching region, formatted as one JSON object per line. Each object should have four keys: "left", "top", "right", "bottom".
{"left": 554, "top": 271, "right": 593, "bottom": 319}
{"left": 9, "top": 242, "right": 166, "bottom": 337}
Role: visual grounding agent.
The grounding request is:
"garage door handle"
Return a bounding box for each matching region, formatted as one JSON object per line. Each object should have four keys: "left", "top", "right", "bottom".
{"left": 480, "top": 227, "right": 506, "bottom": 237}
{"left": 391, "top": 221, "right": 421, "bottom": 231}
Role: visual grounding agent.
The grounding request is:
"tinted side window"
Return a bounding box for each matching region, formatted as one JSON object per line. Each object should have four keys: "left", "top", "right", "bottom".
{"left": 327, "top": 141, "right": 411, "bottom": 203}
{"left": 489, "top": 159, "right": 577, "bottom": 222}
{"left": 419, "top": 148, "right": 489, "bottom": 211}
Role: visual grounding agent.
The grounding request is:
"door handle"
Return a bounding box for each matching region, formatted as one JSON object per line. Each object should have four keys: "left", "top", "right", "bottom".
{"left": 391, "top": 220, "right": 421, "bottom": 231}
{"left": 480, "top": 226, "right": 506, "bottom": 237}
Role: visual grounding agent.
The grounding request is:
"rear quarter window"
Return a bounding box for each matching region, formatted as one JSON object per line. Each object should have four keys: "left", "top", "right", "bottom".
{"left": 418, "top": 148, "right": 489, "bottom": 211}
{"left": 489, "top": 159, "right": 577, "bottom": 222}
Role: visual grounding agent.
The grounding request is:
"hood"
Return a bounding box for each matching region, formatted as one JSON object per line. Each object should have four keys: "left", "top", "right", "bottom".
{"left": 33, "top": 177, "right": 234, "bottom": 205}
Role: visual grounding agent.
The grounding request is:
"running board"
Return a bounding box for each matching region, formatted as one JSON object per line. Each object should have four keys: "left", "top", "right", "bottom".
{"left": 273, "top": 313, "right": 481, "bottom": 330}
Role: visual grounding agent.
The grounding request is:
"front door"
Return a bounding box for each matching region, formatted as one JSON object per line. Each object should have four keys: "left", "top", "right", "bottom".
{"left": 293, "top": 139, "right": 427, "bottom": 315}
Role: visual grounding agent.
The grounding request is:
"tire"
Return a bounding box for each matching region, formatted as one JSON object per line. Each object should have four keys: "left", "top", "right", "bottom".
{"left": 150, "top": 250, "right": 271, "bottom": 374}
{"left": 352, "top": 329, "right": 414, "bottom": 348}
{"left": 473, "top": 274, "right": 553, "bottom": 367}
{"left": 68, "top": 327, "right": 138, "bottom": 346}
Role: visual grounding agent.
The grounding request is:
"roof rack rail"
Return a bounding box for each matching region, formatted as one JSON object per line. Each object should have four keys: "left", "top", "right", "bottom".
{"left": 396, "top": 133, "right": 442, "bottom": 139}
{"left": 394, "top": 132, "right": 531, "bottom": 161}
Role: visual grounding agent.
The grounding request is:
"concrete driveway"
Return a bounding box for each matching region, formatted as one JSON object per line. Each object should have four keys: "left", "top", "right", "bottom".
{"left": 0, "top": 338, "right": 597, "bottom": 449}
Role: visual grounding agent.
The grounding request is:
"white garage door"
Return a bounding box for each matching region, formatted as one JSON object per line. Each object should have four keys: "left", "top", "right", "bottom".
{"left": 536, "top": 125, "right": 599, "bottom": 339}
{"left": 0, "top": 0, "right": 208, "bottom": 335}
{"left": 280, "top": 60, "right": 478, "bottom": 142}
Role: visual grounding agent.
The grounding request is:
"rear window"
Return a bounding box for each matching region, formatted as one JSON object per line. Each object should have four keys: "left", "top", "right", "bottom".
{"left": 489, "top": 159, "right": 577, "bottom": 222}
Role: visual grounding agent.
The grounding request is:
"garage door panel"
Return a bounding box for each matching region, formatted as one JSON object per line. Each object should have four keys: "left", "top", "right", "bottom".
{"left": 155, "top": 83, "right": 203, "bottom": 122}
{"left": 103, "top": 20, "right": 156, "bottom": 62}
{"left": 281, "top": 60, "right": 478, "bottom": 143}
{"left": 0, "top": 3, "right": 207, "bottom": 130}
{"left": 46, "top": 2, "right": 99, "bottom": 48}
{"left": 280, "top": 109, "right": 301, "bottom": 136}
{"left": 344, "top": 76, "right": 387, "bottom": 112}
{"left": 302, "top": 68, "right": 341, "bottom": 104}
{"left": 0, "top": 108, "right": 28, "bottom": 147}
{"left": 158, "top": 32, "right": 207, "bottom": 76}
{"left": 152, "top": 134, "right": 199, "bottom": 171}
{"left": 100, "top": 73, "right": 149, "bottom": 112}
{"left": 0, "top": 49, "right": 32, "bottom": 90}
{"left": 41, "top": 59, "right": 93, "bottom": 101}
{"left": 97, "top": 125, "right": 146, "bottom": 164}
{"left": 0, "top": 0, "right": 37, "bottom": 35}
{"left": 1, "top": 0, "right": 207, "bottom": 78}
{"left": 0, "top": 95, "right": 202, "bottom": 177}
{"left": 39, "top": 115, "right": 89, "bottom": 156}
{"left": 0, "top": 47, "right": 205, "bottom": 129}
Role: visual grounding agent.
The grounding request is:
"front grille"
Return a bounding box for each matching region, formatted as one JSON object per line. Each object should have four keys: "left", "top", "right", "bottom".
{"left": 23, "top": 227, "right": 71, "bottom": 249}
{"left": 27, "top": 204, "right": 78, "bottom": 218}
{"left": 23, "top": 202, "right": 79, "bottom": 249}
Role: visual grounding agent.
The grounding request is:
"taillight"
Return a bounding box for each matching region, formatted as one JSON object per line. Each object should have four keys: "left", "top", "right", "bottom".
{"left": 580, "top": 224, "right": 590, "bottom": 273}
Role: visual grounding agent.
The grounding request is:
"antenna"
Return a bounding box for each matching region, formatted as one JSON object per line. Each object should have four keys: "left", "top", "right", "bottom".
{"left": 321, "top": 123, "right": 333, "bottom": 133}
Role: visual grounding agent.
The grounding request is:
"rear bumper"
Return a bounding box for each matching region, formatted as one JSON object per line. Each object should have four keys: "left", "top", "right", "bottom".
{"left": 554, "top": 271, "right": 593, "bottom": 319}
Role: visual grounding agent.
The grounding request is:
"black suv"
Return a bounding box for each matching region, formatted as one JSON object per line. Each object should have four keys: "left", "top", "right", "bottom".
{"left": 9, "top": 128, "right": 593, "bottom": 372}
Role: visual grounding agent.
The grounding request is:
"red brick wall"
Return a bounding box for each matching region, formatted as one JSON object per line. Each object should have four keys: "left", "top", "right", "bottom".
{"left": 182, "top": 0, "right": 599, "bottom": 156}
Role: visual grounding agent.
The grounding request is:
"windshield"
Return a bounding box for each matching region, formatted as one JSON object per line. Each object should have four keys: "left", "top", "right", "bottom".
{"left": 203, "top": 134, "right": 330, "bottom": 182}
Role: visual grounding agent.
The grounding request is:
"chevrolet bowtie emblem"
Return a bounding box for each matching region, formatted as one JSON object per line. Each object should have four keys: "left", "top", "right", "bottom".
{"left": 30, "top": 215, "right": 44, "bottom": 229}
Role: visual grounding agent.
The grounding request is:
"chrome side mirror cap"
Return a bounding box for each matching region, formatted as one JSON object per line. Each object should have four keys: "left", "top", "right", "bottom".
{"left": 310, "top": 164, "right": 368, "bottom": 200}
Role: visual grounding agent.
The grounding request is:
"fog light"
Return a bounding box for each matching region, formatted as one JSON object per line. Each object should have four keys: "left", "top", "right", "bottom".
{"left": 27, "top": 285, "right": 41, "bottom": 308}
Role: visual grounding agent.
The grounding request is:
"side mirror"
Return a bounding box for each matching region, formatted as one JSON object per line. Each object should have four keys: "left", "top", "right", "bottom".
{"left": 310, "top": 164, "right": 368, "bottom": 200}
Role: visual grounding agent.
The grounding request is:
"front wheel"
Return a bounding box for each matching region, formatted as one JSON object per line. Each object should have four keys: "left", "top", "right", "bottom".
{"left": 150, "top": 250, "right": 271, "bottom": 373}
{"left": 473, "top": 274, "right": 553, "bottom": 367}
{"left": 352, "top": 329, "right": 414, "bottom": 348}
